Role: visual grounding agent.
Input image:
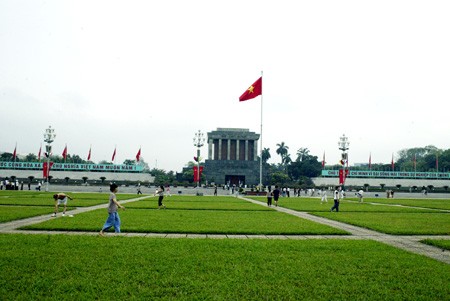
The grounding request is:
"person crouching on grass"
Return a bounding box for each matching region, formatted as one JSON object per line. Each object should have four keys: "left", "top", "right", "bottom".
{"left": 51, "top": 193, "right": 73, "bottom": 217}
{"left": 99, "top": 183, "right": 125, "bottom": 236}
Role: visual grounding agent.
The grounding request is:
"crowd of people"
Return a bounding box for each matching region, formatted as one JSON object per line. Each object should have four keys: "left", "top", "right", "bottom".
{"left": 0, "top": 179, "right": 41, "bottom": 191}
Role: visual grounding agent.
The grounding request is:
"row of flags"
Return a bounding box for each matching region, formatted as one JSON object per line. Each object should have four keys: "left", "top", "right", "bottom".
{"left": 9, "top": 144, "right": 142, "bottom": 163}
{"left": 321, "top": 151, "right": 441, "bottom": 171}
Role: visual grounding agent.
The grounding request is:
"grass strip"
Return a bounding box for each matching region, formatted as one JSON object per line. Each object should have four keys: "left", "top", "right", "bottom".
{"left": 0, "top": 206, "right": 55, "bottom": 223}
{"left": 0, "top": 234, "right": 448, "bottom": 300}
{"left": 126, "top": 196, "right": 271, "bottom": 211}
{"left": 21, "top": 208, "right": 348, "bottom": 235}
{"left": 247, "top": 196, "right": 436, "bottom": 212}
{"left": 354, "top": 197, "right": 450, "bottom": 210}
{"left": 312, "top": 212, "right": 450, "bottom": 235}
{"left": 0, "top": 191, "right": 139, "bottom": 207}
{"left": 421, "top": 239, "right": 450, "bottom": 251}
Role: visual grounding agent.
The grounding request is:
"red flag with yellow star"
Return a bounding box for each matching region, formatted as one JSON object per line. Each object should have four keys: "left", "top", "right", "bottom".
{"left": 239, "top": 77, "right": 262, "bottom": 101}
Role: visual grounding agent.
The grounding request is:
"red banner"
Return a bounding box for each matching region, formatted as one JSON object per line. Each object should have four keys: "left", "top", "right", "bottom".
{"left": 43, "top": 162, "right": 54, "bottom": 178}
{"left": 193, "top": 166, "right": 204, "bottom": 182}
{"left": 339, "top": 169, "right": 349, "bottom": 185}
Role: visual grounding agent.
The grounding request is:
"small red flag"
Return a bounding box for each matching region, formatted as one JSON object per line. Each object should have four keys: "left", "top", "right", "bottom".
{"left": 436, "top": 153, "right": 439, "bottom": 171}
{"left": 369, "top": 153, "right": 372, "bottom": 170}
{"left": 391, "top": 153, "right": 395, "bottom": 171}
{"left": 413, "top": 153, "right": 417, "bottom": 170}
{"left": 12, "top": 145, "right": 17, "bottom": 160}
{"left": 38, "top": 145, "right": 42, "bottom": 161}
{"left": 136, "top": 148, "right": 141, "bottom": 162}
{"left": 322, "top": 152, "right": 325, "bottom": 168}
{"left": 62, "top": 145, "right": 68, "bottom": 160}
{"left": 239, "top": 77, "right": 262, "bottom": 101}
{"left": 87, "top": 146, "right": 92, "bottom": 161}
{"left": 112, "top": 147, "right": 117, "bottom": 162}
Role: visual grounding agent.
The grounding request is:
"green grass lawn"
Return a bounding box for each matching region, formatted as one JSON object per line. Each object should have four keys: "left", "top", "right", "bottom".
{"left": 0, "top": 206, "right": 55, "bottom": 223}
{"left": 126, "top": 195, "right": 272, "bottom": 211}
{"left": 312, "top": 212, "right": 450, "bottom": 235}
{"left": 421, "top": 239, "right": 450, "bottom": 250}
{"left": 21, "top": 208, "right": 348, "bottom": 235}
{"left": 1, "top": 234, "right": 448, "bottom": 300}
{"left": 355, "top": 197, "right": 450, "bottom": 210}
{"left": 0, "top": 191, "right": 139, "bottom": 207}
{"left": 248, "top": 196, "right": 436, "bottom": 212}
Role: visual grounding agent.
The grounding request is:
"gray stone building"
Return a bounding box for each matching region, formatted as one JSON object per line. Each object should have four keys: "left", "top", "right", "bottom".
{"left": 204, "top": 128, "right": 263, "bottom": 186}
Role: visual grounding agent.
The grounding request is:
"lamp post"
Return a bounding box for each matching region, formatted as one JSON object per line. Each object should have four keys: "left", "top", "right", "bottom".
{"left": 43, "top": 126, "right": 56, "bottom": 192}
{"left": 338, "top": 134, "right": 350, "bottom": 186}
{"left": 193, "top": 130, "right": 205, "bottom": 189}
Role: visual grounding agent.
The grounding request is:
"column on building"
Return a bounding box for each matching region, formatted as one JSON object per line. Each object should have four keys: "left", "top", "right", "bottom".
{"left": 245, "top": 140, "right": 249, "bottom": 161}
{"left": 208, "top": 139, "right": 213, "bottom": 160}
{"left": 218, "top": 139, "right": 222, "bottom": 160}
{"left": 227, "top": 139, "right": 231, "bottom": 160}
{"left": 236, "top": 139, "right": 240, "bottom": 160}
{"left": 254, "top": 139, "right": 258, "bottom": 161}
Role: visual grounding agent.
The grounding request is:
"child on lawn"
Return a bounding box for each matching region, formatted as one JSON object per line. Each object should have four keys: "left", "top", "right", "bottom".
{"left": 100, "top": 183, "right": 125, "bottom": 236}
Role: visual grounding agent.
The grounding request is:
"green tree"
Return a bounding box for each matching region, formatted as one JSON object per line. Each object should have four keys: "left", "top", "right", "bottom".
{"left": 270, "top": 171, "right": 290, "bottom": 186}
{"left": 123, "top": 159, "right": 136, "bottom": 165}
{"left": 25, "top": 153, "right": 37, "bottom": 161}
{"left": 262, "top": 148, "right": 271, "bottom": 164}
{"left": 276, "top": 142, "right": 289, "bottom": 163}
{"left": 0, "top": 152, "right": 13, "bottom": 161}
{"left": 296, "top": 148, "right": 310, "bottom": 162}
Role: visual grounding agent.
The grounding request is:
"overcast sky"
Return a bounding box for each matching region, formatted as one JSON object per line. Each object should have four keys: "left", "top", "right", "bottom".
{"left": 1, "top": 0, "right": 449, "bottom": 171}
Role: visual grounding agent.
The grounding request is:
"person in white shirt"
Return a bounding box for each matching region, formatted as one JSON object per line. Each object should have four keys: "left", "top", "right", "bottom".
{"left": 331, "top": 186, "right": 341, "bottom": 212}
{"left": 321, "top": 189, "right": 328, "bottom": 203}
{"left": 357, "top": 189, "right": 364, "bottom": 203}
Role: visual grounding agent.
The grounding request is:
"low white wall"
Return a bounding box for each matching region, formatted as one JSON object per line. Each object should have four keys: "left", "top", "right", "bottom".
{"left": 313, "top": 177, "right": 450, "bottom": 188}
{"left": 0, "top": 169, "right": 154, "bottom": 183}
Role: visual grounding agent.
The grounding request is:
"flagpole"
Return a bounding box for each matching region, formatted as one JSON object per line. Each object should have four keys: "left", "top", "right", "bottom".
{"left": 259, "top": 70, "right": 263, "bottom": 190}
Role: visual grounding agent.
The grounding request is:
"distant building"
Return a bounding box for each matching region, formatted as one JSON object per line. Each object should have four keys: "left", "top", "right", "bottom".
{"left": 204, "top": 128, "right": 265, "bottom": 186}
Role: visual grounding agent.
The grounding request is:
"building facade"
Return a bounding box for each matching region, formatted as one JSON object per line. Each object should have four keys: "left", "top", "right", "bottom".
{"left": 204, "top": 128, "right": 262, "bottom": 186}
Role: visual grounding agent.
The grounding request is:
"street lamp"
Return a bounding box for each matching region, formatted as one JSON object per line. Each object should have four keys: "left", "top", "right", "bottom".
{"left": 338, "top": 134, "right": 349, "bottom": 186}
{"left": 193, "top": 130, "right": 205, "bottom": 189}
{"left": 43, "top": 126, "right": 56, "bottom": 192}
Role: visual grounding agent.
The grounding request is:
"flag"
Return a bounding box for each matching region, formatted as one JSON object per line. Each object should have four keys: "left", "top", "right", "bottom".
{"left": 136, "top": 147, "right": 141, "bottom": 162}
{"left": 38, "top": 145, "right": 42, "bottom": 161}
{"left": 368, "top": 153, "right": 372, "bottom": 170}
{"left": 391, "top": 153, "right": 395, "bottom": 171}
{"left": 43, "top": 162, "right": 54, "bottom": 178}
{"left": 193, "top": 166, "right": 204, "bottom": 182}
{"left": 12, "top": 144, "right": 17, "bottom": 160}
{"left": 413, "top": 153, "right": 417, "bottom": 170}
{"left": 111, "top": 147, "right": 116, "bottom": 162}
{"left": 87, "top": 146, "right": 91, "bottom": 161}
{"left": 322, "top": 152, "right": 325, "bottom": 168}
{"left": 62, "top": 145, "right": 68, "bottom": 160}
{"left": 436, "top": 153, "right": 439, "bottom": 171}
{"left": 239, "top": 76, "right": 262, "bottom": 101}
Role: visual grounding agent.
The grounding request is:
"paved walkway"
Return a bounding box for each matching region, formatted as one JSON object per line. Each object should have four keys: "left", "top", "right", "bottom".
{"left": 1, "top": 195, "right": 449, "bottom": 264}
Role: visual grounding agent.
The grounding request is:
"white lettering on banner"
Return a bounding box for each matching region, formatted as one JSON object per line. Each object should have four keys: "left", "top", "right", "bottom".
{"left": 0, "top": 161, "right": 144, "bottom": 172}
{"left": 322, "top": 170, "right": 450, "bottom": 179}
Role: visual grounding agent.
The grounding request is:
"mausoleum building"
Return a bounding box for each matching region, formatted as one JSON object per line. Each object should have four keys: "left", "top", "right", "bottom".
{"left": 204, "top": 128, "right": 262, "bottom": 186}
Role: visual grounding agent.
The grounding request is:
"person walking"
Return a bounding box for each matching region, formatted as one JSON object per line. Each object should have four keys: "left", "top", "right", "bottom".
{"left": 320, "top": 189, "right": 328, "bottom": 203}
{"left": 51, "top": 193, "right": 74, "bottom": 217}
{"left": 214, "top": 185, "right": 218, "bottom": 196}
{"left": 136, "top": 183, "right": 142, "bottom": 195}
{"left": 266, "top": 186, "right": 273, "bottom": 207}
{"left": 155, "top": 185, "right": 166, "bottom": 209}
{"left": 331, "top": 186, "right": 341, "bottom": 212}
{"left": 273, "top": 185, "right": 281, "bottom": 207}
{"left": 100, "top": 183, "right": 125, "bottom": 236}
